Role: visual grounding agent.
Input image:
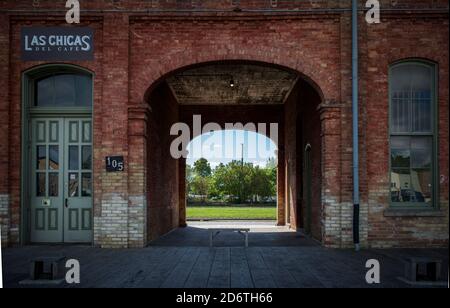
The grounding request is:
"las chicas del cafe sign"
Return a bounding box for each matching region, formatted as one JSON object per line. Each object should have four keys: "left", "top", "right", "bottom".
{"left": 21, "top": 1, "right": 93, "bottom": 61}
{"left": 21, "top": 27, "right": 94, "bottom": 61}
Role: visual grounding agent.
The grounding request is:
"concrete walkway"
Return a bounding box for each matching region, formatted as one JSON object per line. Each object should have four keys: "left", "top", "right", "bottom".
{"left": 151, "top": 221, "right": 318, "bottom": 247}
{"left": 2, "top": 222, "right": 448, "bottom": 288}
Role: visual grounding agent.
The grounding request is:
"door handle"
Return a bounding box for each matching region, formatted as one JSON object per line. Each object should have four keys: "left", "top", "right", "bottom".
{"left": 65, "top": 198, "right": 69, "bottom": 208}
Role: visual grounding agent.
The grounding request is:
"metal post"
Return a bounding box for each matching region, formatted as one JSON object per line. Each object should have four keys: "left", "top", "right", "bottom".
{"left": 352, "top": 0, "right": 360, "bottom": 252}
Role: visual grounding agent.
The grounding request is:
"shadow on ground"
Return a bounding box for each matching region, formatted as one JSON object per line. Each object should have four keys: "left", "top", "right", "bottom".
{"left": 2, "top": 221, "right": 448, "bottom": 288}
{"left": 150, "top": 221, "right": 317, "bottom": 247}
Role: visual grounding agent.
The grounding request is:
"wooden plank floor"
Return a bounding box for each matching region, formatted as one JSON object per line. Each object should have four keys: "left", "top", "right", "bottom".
{"left": 2, "top": 223, "right": 448, "bottom": 288}
{"left": 2, "top": 245, "right": 448, "bottom": 288}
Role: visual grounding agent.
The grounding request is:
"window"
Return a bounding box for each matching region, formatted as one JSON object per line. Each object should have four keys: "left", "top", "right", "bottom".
{"left": 389, "top": 61, "right": 437, "bottom": 208}
{"left": 34, "top": 73, "right": 92, "bottom": 107}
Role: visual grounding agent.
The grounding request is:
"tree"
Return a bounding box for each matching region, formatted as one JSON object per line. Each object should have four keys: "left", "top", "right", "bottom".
{"left": 212, "top": 160, "right": 253, "bottom": 203}
{"left": 266, "top": 157, "right": 277, "bottom": 169}
{"left": 186, "top": 164, "right": 194, "bottom": 195}
{"left": 193, "top": 158, "right": 212, "bottom": 178}
{"left": 250, "top": 166, "right": 275, "bottom": 201}
{"left": 190, "top": 175, "right": 211, "bottom": 203}
{"left": 187, "top": 158, "right": 277, "bottom": 204}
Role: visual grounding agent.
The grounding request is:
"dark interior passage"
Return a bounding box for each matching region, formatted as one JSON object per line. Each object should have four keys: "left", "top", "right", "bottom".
{"left": 145, "top": 62, "right": 323, "bottom": 244}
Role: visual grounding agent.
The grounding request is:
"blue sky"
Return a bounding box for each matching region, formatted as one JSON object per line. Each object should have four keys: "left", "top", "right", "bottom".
{"left": 187, "top": 130, "right": 277, "bottom": 168}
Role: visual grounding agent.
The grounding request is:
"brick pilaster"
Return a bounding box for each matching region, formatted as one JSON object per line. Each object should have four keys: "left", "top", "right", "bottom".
{"left": 0, "top": 14, "right": 10, "bottom": 247}
{"left": 320, "top": 103, "right": 343, "bottom": 248}
{"left": 94, "top": 14, "right": 130, "bottom": 248}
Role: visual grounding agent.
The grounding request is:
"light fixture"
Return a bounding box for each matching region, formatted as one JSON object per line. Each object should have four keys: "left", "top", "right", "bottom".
{"left": 230, "top": 78, "right": 235, "bottom": 87}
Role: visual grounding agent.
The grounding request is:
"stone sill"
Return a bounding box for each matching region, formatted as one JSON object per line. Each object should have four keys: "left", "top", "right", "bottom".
{"left": 384, "top": 208, "right": 446, "bottom": 217}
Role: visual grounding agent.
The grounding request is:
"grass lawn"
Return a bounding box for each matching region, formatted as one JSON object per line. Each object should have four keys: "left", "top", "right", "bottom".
{"left": 187, "top": 206, "right": 277, "bottom": 220}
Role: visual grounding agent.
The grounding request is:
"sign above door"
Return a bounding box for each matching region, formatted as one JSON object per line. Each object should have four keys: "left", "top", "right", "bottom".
{"left": 21, "top": 27, "right": 94, "bottom": 61}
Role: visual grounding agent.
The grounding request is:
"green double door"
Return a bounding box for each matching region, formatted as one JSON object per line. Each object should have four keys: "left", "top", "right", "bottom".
{"left": 30, "top": 117, "right": 93, "bottom": 243}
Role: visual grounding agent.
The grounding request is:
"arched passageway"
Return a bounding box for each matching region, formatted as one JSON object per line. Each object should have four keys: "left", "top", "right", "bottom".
{"left": 185, "top": 129, "right": 278, "bottom": 221}
{"left": 143, "top": 61, "right": 324, "bottom": 243}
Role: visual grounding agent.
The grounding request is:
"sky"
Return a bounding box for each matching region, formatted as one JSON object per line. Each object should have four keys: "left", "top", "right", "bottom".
{"left": 187, "top": 130, "right": 277, "bottom": 168}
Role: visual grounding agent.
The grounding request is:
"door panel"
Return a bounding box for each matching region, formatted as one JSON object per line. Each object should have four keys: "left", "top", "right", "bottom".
{"left": 30, "top": 119, "right": 64, "bottom": 243}
{"left": 30, "top": 117, "right": 92, "bottom": 243}
{"left": 64, "top": 118, "right": 93, "bottom": 243}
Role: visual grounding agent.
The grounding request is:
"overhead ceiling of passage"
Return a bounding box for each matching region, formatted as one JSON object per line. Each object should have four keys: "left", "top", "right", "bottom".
{"left": 166, "top": 64, "right": 298, "bottom": 105}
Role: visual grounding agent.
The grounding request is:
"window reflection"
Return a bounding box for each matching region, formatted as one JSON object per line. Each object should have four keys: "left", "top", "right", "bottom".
{"left": 36, "top": 173, "right": 46, "bottom": 197}
{"left": 36, "top": 77, "right": 53, "bottom": 107}
{"left": 82, "top": 173, "right": 92, "bottom": 197}
{"left": 390, "top": 62, "right": 435, "bottom": 207}
{"left": 54, "top": 74, "right": 76, "bottom": 106}
{"left": 82, "top": 146, "right": 92, "bottom": 170}
{"left": 69, "top": 173, "right": 79, "bottom": 197}
{"left": 411, "top": 137, "right": 432, "bottom": 169}
{"left": 35, "top": 73, "right": 92, "bottom": 107}
{"left": 390, "top": 136, "right": 433, "bottom": 205}
{"left": 391, "top": 169, "right": 432, "bottom": 204}
{"left": 37, "top": 146, "right": 46, "bottom": 170}
{"left": 391, "top": 64, "right": 433, "bottom": 134}
{"left": 49, "top": 146, "right": 59, "bottom": 170}
{"left": 49, "top": 173, "right": 59, "bottom": 197}
{"left": 69, "top": 146, "right": 79, "bottom": 170}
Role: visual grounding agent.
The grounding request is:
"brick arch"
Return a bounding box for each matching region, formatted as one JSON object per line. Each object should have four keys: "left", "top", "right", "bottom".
{"left": 132, "top": 49, "right": 333, "bottom": 106}
{"left": 387, "top": 54, "right": 440, "bottom": 67}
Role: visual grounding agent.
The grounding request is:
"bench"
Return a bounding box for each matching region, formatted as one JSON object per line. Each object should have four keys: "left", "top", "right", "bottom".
{"left": 404, "top": 257, "right": 442, "bottom": 283}
{"left": 208, "top": 228, "right": 250, "bottom": 248}
{"left": 19, "top": 256, "right": 66, "bottom": 285}
{"left": 30, "top": 256, "right": 66, "bottom": 281}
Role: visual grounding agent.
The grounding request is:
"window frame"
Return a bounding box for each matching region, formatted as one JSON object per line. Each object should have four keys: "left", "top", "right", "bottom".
{"left": 27, "top": 65, "right": 93, "bottom": 115}
{"left": 388, "top": 60, "right": 439, "bottom": 210}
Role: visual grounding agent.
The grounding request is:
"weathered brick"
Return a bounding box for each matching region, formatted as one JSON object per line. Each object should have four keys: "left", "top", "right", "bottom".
{"left": 0, "top": 0, "right": 447, "bottom": 249}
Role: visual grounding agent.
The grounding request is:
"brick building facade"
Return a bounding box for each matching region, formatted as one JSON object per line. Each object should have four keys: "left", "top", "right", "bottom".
{"left": 0, "top": 0, "right": 448, "bottom": 249}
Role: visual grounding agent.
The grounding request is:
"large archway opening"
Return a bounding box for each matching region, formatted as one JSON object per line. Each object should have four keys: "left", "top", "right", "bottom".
{"left": 145, "top": 61, "right": 323, "bottom": 244}
{"left": 186, "top": 130, "right": 278, "bottom": 222}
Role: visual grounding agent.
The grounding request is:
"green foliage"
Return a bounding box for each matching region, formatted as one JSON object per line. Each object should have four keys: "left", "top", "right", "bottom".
{"left": 186, "top": 164, "right": 194, "bottom": 195}
{"left": 251, "top": 166, "right": 276, "bottom": 200}
{"left": 212, "top": 160, "right": 254, "bottom": 203}
{"left": 193, "top": 158, "right": 212, "bottom": 177}
{"left": 190, "top": 175, "right": 212, "bottom": 203}
{"left": 187, "top": 158, "right": 277, "bottom": 204}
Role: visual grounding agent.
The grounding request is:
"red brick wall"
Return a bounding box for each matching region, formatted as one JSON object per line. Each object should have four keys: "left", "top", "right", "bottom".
{"left": 284, "top": 80, "right": 322, "bottom": 239}
{"left": 131, "top": 15, "right": 341, "bottom": 107}
{"left": 0, "top": 0, "right": 448, "bottom": 248}
{"left": 147, "top": 82, "right": 180, "bottom": 241}
{"left": 0, "top": 15, "right": 9, "bottom": 195}
{"left": 362, "top": 13, "right": 449, "bottom": 248}
{"left": 284, "top": 84, "right": 299, "bottom": 230}
{"left": 180, "top": 105, "right": 283, "bottom": 133}
{"left": 4, "top": 16, "right": 104, "bottom": 245}
{"left": 0, "top": 15, "right": 10, "bottom": 247}
{"left": 299, "top": 81, "right": 323, "bottom": 241}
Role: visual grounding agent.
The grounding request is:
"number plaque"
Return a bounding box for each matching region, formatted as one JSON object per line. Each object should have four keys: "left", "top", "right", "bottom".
{"left": 106, "top": 156, "right": 125, "bottom": 172}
